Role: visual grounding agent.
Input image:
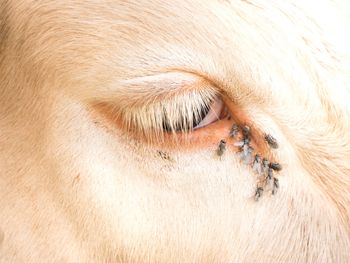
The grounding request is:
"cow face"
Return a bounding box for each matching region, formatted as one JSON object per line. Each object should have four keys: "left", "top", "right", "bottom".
{"left": 1, "top": 1, "right": 350, "bottom": 262}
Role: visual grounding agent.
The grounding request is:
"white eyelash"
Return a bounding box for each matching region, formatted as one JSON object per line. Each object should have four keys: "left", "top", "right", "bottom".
{"left": 119, "top": 89, "right": 218, "bottom": 141}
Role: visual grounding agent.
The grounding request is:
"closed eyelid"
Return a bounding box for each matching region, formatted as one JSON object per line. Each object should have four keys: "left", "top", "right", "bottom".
{"left": 84, "top": 71, "right": 218, "bottom": 107}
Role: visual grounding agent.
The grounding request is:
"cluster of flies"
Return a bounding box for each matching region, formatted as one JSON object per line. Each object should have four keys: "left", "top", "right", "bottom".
{"left": 217, "top": 124, "right": 282, "bottom": 201}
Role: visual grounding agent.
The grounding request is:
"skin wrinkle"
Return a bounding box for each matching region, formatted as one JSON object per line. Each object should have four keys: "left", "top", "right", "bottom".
{"left": 1, "top": 0, "right": 350, "bottom": 262}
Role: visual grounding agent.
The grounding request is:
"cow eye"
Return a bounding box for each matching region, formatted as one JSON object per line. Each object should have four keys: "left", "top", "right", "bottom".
{"left": 193, "top": 96, "right": 223, "bottom": 129}
{"left": 161, "top": 95, "right": 224, "bottom": 132}
{"left": 92, "top": 72, "right": 228, "bottom": 143}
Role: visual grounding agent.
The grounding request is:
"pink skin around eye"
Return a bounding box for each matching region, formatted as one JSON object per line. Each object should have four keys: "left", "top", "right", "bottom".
{"left": 194, "top": 97, "right": 223, "bottom": 129}
{"left": 173, "top": 97, "right": 271, "bottom": 157}
{"left": 94, "top": 96, "right": 271, "bottom": 159}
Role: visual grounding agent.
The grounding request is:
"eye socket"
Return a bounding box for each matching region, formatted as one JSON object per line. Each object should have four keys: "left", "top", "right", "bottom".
{"left": 93, "top": 72, "right": 229, "bottom": 144}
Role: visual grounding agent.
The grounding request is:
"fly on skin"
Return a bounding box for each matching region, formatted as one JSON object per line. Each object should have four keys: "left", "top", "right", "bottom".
{"left": 217, "top": 139, "right": 227, "bottom": 156}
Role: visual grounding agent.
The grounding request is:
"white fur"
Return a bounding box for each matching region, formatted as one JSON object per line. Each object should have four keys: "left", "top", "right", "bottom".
{"left": 1, "top": 0, "right": 350, "bottom": 262}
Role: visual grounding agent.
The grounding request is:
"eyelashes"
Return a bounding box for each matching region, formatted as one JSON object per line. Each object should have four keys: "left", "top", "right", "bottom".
{"left": 115, "top": 88, "right": 221, "bottom": 141}
{"left": 161, "top": 99, "right": 211, "bottom": 132}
